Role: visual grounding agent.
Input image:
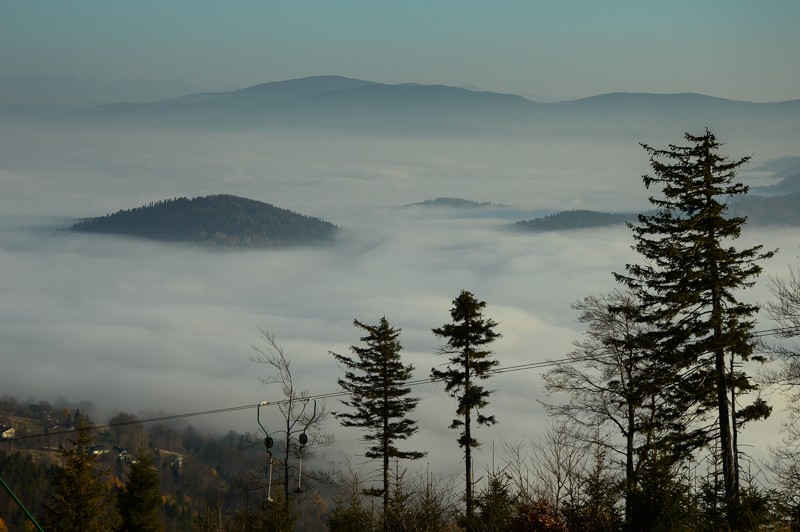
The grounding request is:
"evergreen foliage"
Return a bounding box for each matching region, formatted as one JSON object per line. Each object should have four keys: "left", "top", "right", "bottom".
{"left": 262, "top": 490, "right": 297, "bottom": 532}
{"left": 43, "top": 422, "right": 119, "bottom": 531}
{"left": 325, "top": 490, "right": 375, "bottom": 532}
{"left": 627, "top": 454, "right": 698, "bottom": 531}
{"left": 69, "top": 194, "right": 338, "bottom": 247}
{"left": 431, "top": 289, "right": 501, "bottom": 523}
{"left": 475, "top": 469, "right": 516, "bottom": 530}
{"left": 0, "top": 450, "right": 50, "bottom": 530}
{"left": 332, "top": 317, "right": 426, "bottom": 518}
{"left": 117, "top": 450, "right": 163, "bottom": 532}
{"left": 614, "top": 129, "right": 775, "bottom": 524}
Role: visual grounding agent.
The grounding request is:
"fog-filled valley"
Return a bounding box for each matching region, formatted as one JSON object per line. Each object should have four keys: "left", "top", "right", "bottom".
{"left": 2, "top": 79, "right": 800, "bottom": 484}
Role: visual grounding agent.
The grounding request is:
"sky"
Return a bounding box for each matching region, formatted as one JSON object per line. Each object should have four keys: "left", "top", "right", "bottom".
{"left": 2, "top": 1, "right": 800, "bottom": 102}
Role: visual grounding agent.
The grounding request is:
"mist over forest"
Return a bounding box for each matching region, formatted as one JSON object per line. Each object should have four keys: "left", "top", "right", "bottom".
{"left": 2, "top": 76, "right": 800, "bottom": 491}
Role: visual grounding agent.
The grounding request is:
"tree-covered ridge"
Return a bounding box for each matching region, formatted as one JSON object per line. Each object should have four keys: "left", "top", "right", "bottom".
{"left": 513, "top": 193, "right": 800, "bottom": 232}
{"left": 513, "top": 209, "right": 636, "bottom": 231}
{"left": 751, "top": 173, "right": 800, "bottom": 195}
{"left": 69, "top": 194, "right": 338, "bottom": 247}
{"left": 406, "top": 197, "right": 497, "bottom": 208}
{"left": 728, "top": 191, "right": 800, "bottom": 224}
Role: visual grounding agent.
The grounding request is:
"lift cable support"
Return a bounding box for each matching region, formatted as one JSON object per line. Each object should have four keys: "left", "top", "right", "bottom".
{"left": 257, "top": 397, "right": 318, "bottom": 497}
{"left": 295, "top": 399, "right": 317, "bottom": 494}
{"left": 257, "top": 401, "right": 275, "bottom": 502}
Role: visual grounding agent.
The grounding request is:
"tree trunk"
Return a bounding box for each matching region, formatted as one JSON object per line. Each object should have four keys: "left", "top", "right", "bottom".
{"left": 730, "top": 355, "right": 740, "bottom": 497}
{"left": 709, "top": 213, "right": 736, "bottom": 507}
{"left": 712, "top": 285, "right": 735, "bottom": 506}
{"left": 383, "top": 366, "right": 390, "bottom": 522}
{"left": 284, "top": 410, "right": 291, "bottom": 503}
{"left": 464, "top": 346, "right": 472, "bottom": 523}
{"left": 625, "top": 401, "right": 635, "bottom": 522}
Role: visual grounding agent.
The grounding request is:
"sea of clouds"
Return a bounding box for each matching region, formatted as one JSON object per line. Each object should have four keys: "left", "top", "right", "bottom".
{"left": 1, "top": 119, "right": 796, "bottom": 478}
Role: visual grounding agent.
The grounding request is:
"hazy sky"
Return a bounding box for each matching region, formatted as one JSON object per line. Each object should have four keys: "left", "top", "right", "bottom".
{"left": 3, "top": 1, "right": 800, "bottom": 101}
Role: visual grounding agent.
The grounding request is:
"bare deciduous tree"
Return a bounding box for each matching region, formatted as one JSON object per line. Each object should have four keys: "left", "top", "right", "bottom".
{"left": 251, "top": 328, "right": 334, "bottom": 507}
{"left": 542, "top": 289, "right": 666, "bottom": 521}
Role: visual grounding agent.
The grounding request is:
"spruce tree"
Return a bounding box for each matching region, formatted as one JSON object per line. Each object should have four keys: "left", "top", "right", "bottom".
{"left": 431, "top": 289, "right": 500, "bottom": 524}
{"left": 615, "top": 129, "right": 774, "bottom": 522}
{"left": 117, "top": 450, "right": 163, "bottom": 532}
{"left": 44, "top": 422, "right": 119, "bottom": 531}
{"left": 332, "top": 316, "right": 426, "bottom": 519}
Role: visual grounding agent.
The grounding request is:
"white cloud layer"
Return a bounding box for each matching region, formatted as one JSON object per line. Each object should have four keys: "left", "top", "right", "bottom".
{"left": 1, "top": 120, "right": 797, "bottom": 478}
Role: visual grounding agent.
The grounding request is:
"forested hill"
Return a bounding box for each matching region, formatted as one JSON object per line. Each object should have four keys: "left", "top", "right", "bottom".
{"left": 513, "top": 210, "right": 636, "bottom": 231}
{"left": 406, "top": 197, "right": 497, "bottom": 208}
{"left": 69, "top": 195, "right": 338, "bottom": 247}
{"left": 513, "top": 193, "right": 800, "bottom": 232}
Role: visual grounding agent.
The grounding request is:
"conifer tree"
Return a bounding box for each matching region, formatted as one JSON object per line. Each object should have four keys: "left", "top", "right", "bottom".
{"left": 615, "top": 129, "right": 774, "bottom": 522}
{"left": 44, "top": 422, "right": 119, "bottom": 531}
{"left": 431, "top": 289, "right": 500, "bottom": 524}
{"left": 332, "top": 316, "right": 426, "bottom": 519}
{"left": 117, "top": 450, "right": 163, "bottom": 532}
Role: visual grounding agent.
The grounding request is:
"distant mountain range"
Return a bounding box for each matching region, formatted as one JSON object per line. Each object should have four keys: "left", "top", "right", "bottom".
{"left": 23, "top": 75, "right": 787, "bottom": 142}
{"left": 69, "top": 195, "right": 338, "bottom": 248}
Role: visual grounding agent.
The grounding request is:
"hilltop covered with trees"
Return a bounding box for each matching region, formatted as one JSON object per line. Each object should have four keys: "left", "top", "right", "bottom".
{"left": 406, "top": 197, "right": 498, "bottom": 208}
{"left": 69, "top": 194, "right": 338, "bottom": 248}
{"left": 513, "top": 209, "right": 636, "bottom": 231}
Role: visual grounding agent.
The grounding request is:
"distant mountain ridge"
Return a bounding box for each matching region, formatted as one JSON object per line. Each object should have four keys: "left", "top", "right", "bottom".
{"left": 86, "top": 75, "right": 537, "bottom": 133}
{"left": 71, "top": 75, "right": 800, "bottom": 141}
{"left": 751, "top": 173, "right": 800, "bottom": 195}
{"left": 69, "top": 194, "right": 338, "bottom": 248}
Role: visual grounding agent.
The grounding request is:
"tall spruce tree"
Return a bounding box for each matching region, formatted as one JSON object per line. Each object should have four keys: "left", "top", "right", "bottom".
{"left": 431, "top": 289, "right": 500, "bottom": 524}
{"left": 44, "top": 422, "right": 119, "bottom": 531}
{"left": 117, "top": 450, "right": 163, "bottom": 532}
{"left": 614, "top": 129, "right": 774, "bottom": 523}
{"left": 332, "top": 317, "right": 426, "bottom": 519}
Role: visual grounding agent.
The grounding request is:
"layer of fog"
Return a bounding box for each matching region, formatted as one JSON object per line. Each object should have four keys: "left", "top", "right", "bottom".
{"left": 1, "top": 121, "right": 797, "bottom": 478}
